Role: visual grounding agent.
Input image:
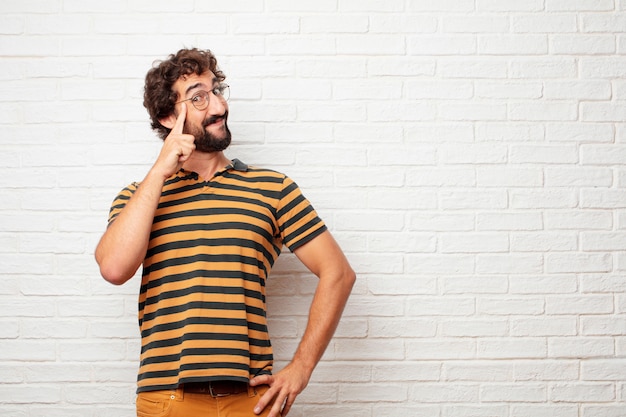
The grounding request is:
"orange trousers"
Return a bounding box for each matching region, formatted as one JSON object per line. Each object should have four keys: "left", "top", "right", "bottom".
{"left": 136, "top": 385, "right": 279, "bottom": 417}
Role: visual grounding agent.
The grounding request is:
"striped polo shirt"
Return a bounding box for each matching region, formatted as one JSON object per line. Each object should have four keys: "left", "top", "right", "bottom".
{"left": 107, "top": 159, "right": 327, "bottom": 393}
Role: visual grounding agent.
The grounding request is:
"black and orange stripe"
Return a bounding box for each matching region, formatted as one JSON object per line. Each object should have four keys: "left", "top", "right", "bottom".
{"left": 107, "top": 159, "right": 326, "bottom": 393}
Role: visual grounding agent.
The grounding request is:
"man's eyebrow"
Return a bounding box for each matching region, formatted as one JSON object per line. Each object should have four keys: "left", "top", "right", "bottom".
{"left": 184, "top": 77, "right": 219, "bottom": 96}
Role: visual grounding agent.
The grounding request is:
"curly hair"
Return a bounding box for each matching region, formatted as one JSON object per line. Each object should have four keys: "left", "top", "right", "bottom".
{"left": 143, "top": 48, "right": 226, "bottom": 140}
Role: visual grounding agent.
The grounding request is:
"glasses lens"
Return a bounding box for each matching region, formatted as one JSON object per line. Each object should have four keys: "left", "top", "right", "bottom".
{"left": 221, "top": 85, "right": 230, "bottom": 102}
{"left": 191, "top": 92, "right": 208, "bottom": 110}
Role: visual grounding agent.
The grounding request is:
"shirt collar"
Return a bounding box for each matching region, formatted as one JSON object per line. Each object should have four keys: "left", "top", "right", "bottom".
{"left": 229, "top": 158, "right": 249, "bottom": 172}
{"left": 176, "top": 158, "right": 248, "bottom": 179}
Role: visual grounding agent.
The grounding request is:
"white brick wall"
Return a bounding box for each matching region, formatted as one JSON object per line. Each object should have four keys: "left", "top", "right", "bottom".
{"left": 1, "top": 1, "right": 625, "bottom": 416}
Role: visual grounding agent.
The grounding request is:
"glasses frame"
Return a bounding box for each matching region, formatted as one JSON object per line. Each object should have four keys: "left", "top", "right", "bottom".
{"left": 175, "top": 84, "right": 230, "bottom": 111}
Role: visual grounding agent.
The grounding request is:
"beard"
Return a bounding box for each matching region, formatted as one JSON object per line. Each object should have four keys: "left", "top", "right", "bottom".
{"left": 186, "top": 111, "right": 232, "bottom": 153}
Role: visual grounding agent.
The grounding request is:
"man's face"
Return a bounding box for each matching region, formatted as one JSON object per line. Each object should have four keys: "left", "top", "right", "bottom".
{"left": 172, "top": 71, "right": 231, "bottom": 152}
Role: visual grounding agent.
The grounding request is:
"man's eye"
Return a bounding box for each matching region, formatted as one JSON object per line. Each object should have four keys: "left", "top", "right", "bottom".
{"left": 191, "top": 95, "right": 203, "bottom": 103}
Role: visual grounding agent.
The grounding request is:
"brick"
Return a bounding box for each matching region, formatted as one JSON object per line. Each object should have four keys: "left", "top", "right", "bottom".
{"left": 477, "top": 212, "right": 543, "bottom": 231}
{"left": 405, "top": 80, "right": 473, "bottom": 99}
{"left": 582, "top": 102, "right": 626, "bottom": 122}
{"left": 478, "top": 339, "right": 547, "bottom": 359}
{"left": 509, "top": 275, "right": 578, "bottom": 294}
{"left": 510, "top": 232, "right": 578, "bottom": 252}
{"left": 582, "top": 405, "right": 626, "bottom": 417}
{"left": 340, "top": 0, "right": 404, "bottom": 12}
{"left": 581, "top": 57, "right": 626, "bottom": 78}
{"left": 580, "top": 274, "right": 626, "bottom": 293}
{"left": 339, "top": 383, "right": 408, "bottom": 402}
{"left": 407, "top": 167, "right": 475, "bottom": 187}
{"left": 368, "top": 57, "right": 436, "bottom": 77}
{"left": 411, "top": 213, "right": 475, "bottom": 232}
{"left": 443, "top": 15, "right": 510, "bottom": 33}
{"left": 440, "top": 102, "right": 508, "bottom": 121}
{"left": 510, "top": 189, "right": 578, "bottom": 209}
{"left": 545, "top": 210, "right": 612, "bottom": 230}
{"left": 65, "top": 384, "right": 133, "bottom": 405}
{"left": 367, "top": 233, "right": 437, "bottom": 254}
{"left": 441, "top": 319, "right": 508, "bottom": 337}
{"left": 444, "top": 361, "right": 513, "bottom": 382}
{"left": 581, "top": 189, "right": 626, "bottom": 208}
{"left": 409, "top": 35, "right": 477, "bottom": 55}
{"left": 511, "top": 317, "right": 577, "bottom": 337}
{"left": 581, "top": 144, "right": 626, "bottom": 165}
{"left": 512, "top": 14, "right": 578, "bottom": 33}
{"left": 481, "top": 383, "right": 546, "bottom": 402}
{"left": 551, "top": 35, "right": 616, "bottom": 55}
{"left": 440, "top": 233, "right": 509, "bottom": 253}
{"left": 409, "top": 383, "right": 478, "bottom": 402}
{"left": 510, "top": 58, "right": 578, "bottom": 78}
{"left": 511, "top": 404, "right": 579, "bottom": 417}
{"left": 475, "top": 81, "right": 543, "bottom": 99}
{"left": 1, "top": 385, "right": 61, "bottom": 404}
{"left": 546, "top": 122, "right": 615, "bottom": 143}
{"left": 338, "top": 35, "right": 406, "bottom": 55}
{"left": 581, "top": 317, "right": 626, "bottom": 336}
{"left": 549, "top": 383, "right": 615, "bottom": 402}
{"left": 441, "top": 190, "right": 508, "bottom": 210}
{"left": 544, "top": 80, "right": 612, "bottom": 100}
{"left": 478, "top": 296, "right": 545, "bottom": 315}
{"left": 406, "top": 297, "right": 476, "bottom": 316}
{"left": 479, "top": 35, "right": 548, "bottom": 55}
{"left": 267, "top": 0, "right": 337, "bottom": 12}
{"left": 440, "top": 143, "right": 508, "bottom": 164}
{"left": 546, "top": 0, "right": 614, "bottom": 11}
{"left": 368, "top": 101, "right": 436, "bottom": 122}
{"left": 406, "top": 254, "right": 475, "bottom": 275}
{"left": 439, "top": 57, "right": 508, "bottom": 79}
{"left": 370, "top": 14, "right": 437, "bottom": 33}
{"left": 581, "top": 14, "right": 626, "bottom": 32}
{"left": 373, "top": 362, "right": 440, "bottom": 382}
{"left": 441, "top": 276, "right": 508, "bottom": 295}
{"left": 367, "top": 273, "right": 437, "bottom": 296}
{"left": 477, "top": 0, "right": 544, "bottom": 11}
{"left": 302, "top": 14, "right": 368, "bottom": 33}
{"left": 548, "top": 338, "right": 615, "bottom": 358}
{"left": 582, "top": 359, "right": 626, "bottom": 381}
{"left": 476, "top": 167, "right": 543, "bottom": 187}
{"left": 582, "top": 232, "right": 626, "bottom": 251}
{"left": 510, "top": 102, "right": 578, "bottom": 122}
{"left": 545, "top": 167, "right": 613, "bottom": 187}
{"left": 514, "top": 360, "right": 579, "bottom": 381}
{"left": 476, "top": 254, "right": 544, "bottom": 274}
{"left": 406, "top": 339, "right": 477, "bottom": 360}
{"left": 335, "top": 339, "right": 405, "bottom": 360}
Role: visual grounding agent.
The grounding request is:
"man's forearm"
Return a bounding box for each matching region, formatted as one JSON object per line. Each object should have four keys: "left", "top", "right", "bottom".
{"left": 292, "top": 264, "right": 356, "bottom": 376}
{"left": 95, "top": 169, "right": 166, "bottom": 285}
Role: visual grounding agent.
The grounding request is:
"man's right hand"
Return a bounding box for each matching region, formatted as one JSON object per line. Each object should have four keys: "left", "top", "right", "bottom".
{"left": 153, "top": 103, "right": 196, "bottom": 179}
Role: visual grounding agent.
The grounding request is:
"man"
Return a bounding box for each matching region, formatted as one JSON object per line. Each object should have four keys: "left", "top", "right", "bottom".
{"left": 95, "top": 48, "right": 355, "bottom": 417}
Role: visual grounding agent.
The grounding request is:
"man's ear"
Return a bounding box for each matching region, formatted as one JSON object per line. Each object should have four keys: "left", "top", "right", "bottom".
{"left": 158, "top": 113, "right": 177, "bottom": 130}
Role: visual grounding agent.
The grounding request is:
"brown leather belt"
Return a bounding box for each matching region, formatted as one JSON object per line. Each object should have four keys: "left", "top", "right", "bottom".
{"left": 183, "top": 381, "right": 249, "bottom": 397}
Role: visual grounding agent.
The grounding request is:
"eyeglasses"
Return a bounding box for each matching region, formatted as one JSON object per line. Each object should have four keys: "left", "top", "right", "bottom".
{"left": 176, "top": 84, "right": 230, "bottom": 110}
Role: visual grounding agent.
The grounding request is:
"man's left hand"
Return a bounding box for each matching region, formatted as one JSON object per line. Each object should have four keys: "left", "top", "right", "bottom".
{"left": 249, "top": 363, "right": 310, "bottom": 417}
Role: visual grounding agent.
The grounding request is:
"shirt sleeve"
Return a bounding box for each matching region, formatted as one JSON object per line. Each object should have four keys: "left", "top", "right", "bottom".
{"left": 106, "top": 182, "right": 139, "bottom": 226}
{"left": 276, "top": 176, "right": 327, "bottom": 252}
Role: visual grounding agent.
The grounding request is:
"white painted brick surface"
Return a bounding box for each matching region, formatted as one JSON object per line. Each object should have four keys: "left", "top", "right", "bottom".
{"left": 1, "top": 2, "right": 625, "bottom": 416}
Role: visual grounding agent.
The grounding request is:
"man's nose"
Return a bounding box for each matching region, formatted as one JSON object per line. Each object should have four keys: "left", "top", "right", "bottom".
{"left": 207, "top": 91, "right": 227, "bottom": 114}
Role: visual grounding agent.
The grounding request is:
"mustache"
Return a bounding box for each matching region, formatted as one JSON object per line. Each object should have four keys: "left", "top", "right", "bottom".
{"left": 203, "top": 111, "right": 228, "bottom": 128}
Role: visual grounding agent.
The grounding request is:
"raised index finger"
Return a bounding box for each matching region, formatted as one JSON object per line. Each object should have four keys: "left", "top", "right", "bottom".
{"left": 172, "top": 102, "right": 187, "bottom": 134}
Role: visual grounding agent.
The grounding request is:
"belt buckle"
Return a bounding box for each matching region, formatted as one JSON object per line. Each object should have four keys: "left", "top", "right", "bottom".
{"left": 209, "top": 382, "right": 229, "bottom": 398}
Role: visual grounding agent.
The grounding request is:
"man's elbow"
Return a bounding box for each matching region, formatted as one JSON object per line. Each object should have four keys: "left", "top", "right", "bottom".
{"left": 342, "top": 265, "right": 357, "bottom": 292}
{"left": 96, "top": 255, "right": 134, "bottom": 286}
